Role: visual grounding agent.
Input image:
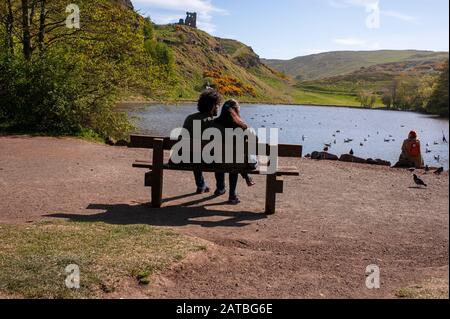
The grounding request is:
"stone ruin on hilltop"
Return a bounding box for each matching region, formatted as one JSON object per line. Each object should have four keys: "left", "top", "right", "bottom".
{"left": 179, "top": 12, "right": 197, "bottom": 28}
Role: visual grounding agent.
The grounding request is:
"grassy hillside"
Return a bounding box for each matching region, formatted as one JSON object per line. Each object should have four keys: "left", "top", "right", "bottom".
{"left": 153, "top": 24, "right": 295, "bottom": 103}
{"left": 263, "top": 50, "right": 449, "bottom": 81}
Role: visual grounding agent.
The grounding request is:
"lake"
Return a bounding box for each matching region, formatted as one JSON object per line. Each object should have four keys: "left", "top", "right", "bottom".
{"left": 121, "top": 103, "right": 449, "bottom": 170}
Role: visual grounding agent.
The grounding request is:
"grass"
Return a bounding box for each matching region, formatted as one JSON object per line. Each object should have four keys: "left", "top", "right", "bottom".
{"left": 290, "top": 87, "right": 362, "bottom": 107}
{"left": 0, "top": 122, "right": 107, "bottom": 144}
{"left": 0, "top": 220, "right": 205, "bottom": 298}
{"left": 395, "top": 278, "right": 449, "bottom": 299}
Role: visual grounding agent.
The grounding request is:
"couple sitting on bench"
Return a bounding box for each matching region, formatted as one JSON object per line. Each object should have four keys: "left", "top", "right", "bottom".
{"left": 180, "top": 89, "right": 257, "bottom": 205}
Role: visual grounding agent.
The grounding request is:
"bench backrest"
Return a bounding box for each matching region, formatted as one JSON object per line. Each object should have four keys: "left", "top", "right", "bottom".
{"left": 129, "top": 135, "right": 302, "bottom": 158}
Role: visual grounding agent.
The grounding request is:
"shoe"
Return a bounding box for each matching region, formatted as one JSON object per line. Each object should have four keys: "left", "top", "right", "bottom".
{"left": 245, "top": 177, "right": 256, "bottom": 187}
{"left": 196, "top": 186, "right": 210, "bottom": 194}
{"left": 228, "top": 195, "right": 241, "bottom": 205}
{"left": 214, "top": 189, "right": 227, "bottom": 196}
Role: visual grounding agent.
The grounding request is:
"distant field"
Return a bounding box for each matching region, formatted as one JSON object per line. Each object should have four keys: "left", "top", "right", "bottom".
{"left": 290, "top": 88, "right": 368, "bottom": 107}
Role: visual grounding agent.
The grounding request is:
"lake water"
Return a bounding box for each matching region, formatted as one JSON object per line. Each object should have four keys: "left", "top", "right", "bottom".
{"left": 121, "top": 103, "right": 449, "bottom": 169}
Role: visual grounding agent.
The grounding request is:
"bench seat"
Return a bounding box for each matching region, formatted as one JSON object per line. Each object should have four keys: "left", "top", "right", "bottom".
{"left": 133, "top": 160, "right": 300, "bottom": 176}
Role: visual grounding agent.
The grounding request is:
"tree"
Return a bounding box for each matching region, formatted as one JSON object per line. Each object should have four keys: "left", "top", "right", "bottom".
{"left": 381, "top": 89, "right": 392, "bottom": 108}
{"left": 0, "top": 1, "right": 177, "bottom": 138}
{"left": 357, "top": 89, "right": 377, "bottom": 108}
{"left": 427, "top": 60, "right": 449, "bottom": 117}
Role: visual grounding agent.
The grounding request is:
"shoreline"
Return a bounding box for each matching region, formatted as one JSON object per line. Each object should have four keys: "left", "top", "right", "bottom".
{"left": 117, "top": 99, "right": 448, "bottom": 118}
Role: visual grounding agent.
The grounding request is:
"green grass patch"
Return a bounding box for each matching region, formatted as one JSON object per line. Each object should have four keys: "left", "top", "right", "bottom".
{"left": 0, "top": 220, "right": 204, "bottom": 298}
{"left": 290, "top": 88, "right": 362, "bottom": 107}
{"left": 395, "top": 279, "right": 449, "bottom": 299}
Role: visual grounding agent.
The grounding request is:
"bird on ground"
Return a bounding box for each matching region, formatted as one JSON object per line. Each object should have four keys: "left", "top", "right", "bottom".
{"left": 336, "top": 130, "right": 341, "bottom": 133}
{"left": 360, "top": 143, "right": 364, "bottom": 147}
{"left": 334, "top": 140, "right": 337, "bottom": 144}
{"left": 426, "top": 148, "right": 432, "bottom": 153}
{"left": 413, "top": 174, "right": 427, "bottom": 187}
{"left": 323, "top": 146, "right": 329, "bottom": 152}
{"left": 384, "top": 139, "right": 390, "bottom": 143}
{"left": 434, "top": 141, "right": 439, "bottom": 145}
{"left": 349, "top": 149, "right": 354, "bottom": 156}
{"left": 434, "top": 155, "right": 441, "bottom": 162}
{"left": 426, "top": 143, "right": 430, "bottom": 147}
{"left": 364, "top": 138, "right": 368, "bottom": 142}
{"left": 434, "top": 167, "right": 444, "bottom": 175}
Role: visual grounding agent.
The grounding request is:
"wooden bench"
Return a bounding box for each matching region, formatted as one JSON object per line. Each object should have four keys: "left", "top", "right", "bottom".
{"left": 129, "top": 135, "right": 302, "bottom": 215}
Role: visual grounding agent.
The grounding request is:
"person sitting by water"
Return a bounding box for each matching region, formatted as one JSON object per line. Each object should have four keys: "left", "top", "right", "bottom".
{"left": 182, "top": 89, "right": 222, "bottom": 194}
{"left": 213, "top": 99, "right": 258, "bottom": 204}
{"left": 394, "top": 131, "right": 425, "bottom": 169}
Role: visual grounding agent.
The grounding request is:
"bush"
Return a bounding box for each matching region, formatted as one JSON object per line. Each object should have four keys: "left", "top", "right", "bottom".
{"left": 0, "top": 53, "right": 132, "bottom": 139}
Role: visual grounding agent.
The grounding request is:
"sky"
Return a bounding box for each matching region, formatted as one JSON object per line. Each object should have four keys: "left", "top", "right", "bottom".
{"left": 133, "top": 0, "right": 450, "bottom": 60}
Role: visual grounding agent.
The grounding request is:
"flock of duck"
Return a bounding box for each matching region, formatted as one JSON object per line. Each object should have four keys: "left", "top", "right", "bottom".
{"left": 248, "top": 113, "right": 448, "bottom": 164}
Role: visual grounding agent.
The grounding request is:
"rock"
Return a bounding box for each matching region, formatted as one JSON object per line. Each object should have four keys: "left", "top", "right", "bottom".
{"left": 105, "top": 137, "right": 116, "bottom": 146}
{"left": 311, "top": 151, "right": 339, "bottom": 161}
{"left": 339, "top": 154, "right": 367, "bottom": 164}
{"left": 115, "top": 139, "right": 129, "bottom": 147}
{"left": 373, "top": 158, "right": 391, "bottom": 166}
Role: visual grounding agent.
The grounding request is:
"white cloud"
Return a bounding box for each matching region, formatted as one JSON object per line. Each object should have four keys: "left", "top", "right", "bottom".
{"left": 330, "top": 0, "right": 416, "bottom": 23}
{"left": 134, "top": 0, "right": 227, "bottom": 34}
{"left": 381, "top": 10, "right": 415, "bottom": 22}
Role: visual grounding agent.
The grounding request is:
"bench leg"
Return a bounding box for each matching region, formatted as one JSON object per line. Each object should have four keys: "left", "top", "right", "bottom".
{"left": 151, "top": 138, "right": 164, "bottom": 208}
{"left": 265, "top": 174, "right": 277, "bottom": 215}
{"left": 265, "top": 174, "right": 285, "bottom": 215}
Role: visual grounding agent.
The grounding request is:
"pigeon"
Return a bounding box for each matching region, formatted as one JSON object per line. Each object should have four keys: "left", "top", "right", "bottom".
{"left": 434, "top": 167, "right": 444, "bottom": 175}
{"left": 323, "top": 146, "right": 329, "bottom": 152}
{"left": 360, "top": 142, "right": 364, "bottom": 147}
{"left": 426, "top": 148, "right": 432, "bottom": 153}
{"left": 434, "top": 155, "right": 441, "bottom": 162}
{"left": 349, "top": 149, "right": 354, "bottom": 156}
{"left": 413, "top": 174, "right": 427, "bottom": 187}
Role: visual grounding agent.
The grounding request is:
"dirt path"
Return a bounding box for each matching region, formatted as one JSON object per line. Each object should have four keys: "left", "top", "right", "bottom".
{"left": 0, "top": 136, "right": 448, "bottom": 298}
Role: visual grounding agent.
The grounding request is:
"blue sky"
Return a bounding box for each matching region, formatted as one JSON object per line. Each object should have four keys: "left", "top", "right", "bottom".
{"left": 133, "top": 0, "right": 449, "bottom": 59}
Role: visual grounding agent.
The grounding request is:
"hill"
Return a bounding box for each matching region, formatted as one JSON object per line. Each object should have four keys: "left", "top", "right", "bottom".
{"left": 298, "top": 58, "right": 448, "bottom": 95}
{"left": 263, "top": 50, "right": 449, "bottom": 81}
{"left": 153, "top": 24, "right": 294, "bottom": 103}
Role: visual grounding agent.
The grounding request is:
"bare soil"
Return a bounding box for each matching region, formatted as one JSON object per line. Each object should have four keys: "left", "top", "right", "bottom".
{"left": 0, "top": 136, "right": 448, "bottom": 298}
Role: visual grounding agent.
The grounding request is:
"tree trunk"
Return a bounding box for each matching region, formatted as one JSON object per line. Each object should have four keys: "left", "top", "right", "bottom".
{"left": 5, "top": 0, "right": 14, "bottom": 54}
{"left": 21, "top": 0, "right": 32, "bottom": 60}
{"left": 38, "top": 0, "right": 46, "bottom": 52}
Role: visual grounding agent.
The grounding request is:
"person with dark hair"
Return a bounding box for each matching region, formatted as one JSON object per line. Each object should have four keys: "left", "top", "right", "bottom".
{"left": 214, "top": 99, "right": 258, "bottom": 204}
{"left": 394, "top": 130, "right": 425, "bottom": 169}
{"left": 182, "top": 89, "right": 222, "bottom": 194}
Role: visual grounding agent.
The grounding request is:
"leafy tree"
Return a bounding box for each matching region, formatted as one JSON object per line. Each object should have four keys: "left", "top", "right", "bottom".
{"left": 0, "top": 0, "right": 178, "bottom": 138}
{"left": 427, "top": 60, "right": 449, "bottom": 117}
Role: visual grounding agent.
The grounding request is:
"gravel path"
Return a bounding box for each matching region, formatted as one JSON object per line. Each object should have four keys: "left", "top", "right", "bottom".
{"left": 0, "top": 136, "right": 448, "bottom": 298}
